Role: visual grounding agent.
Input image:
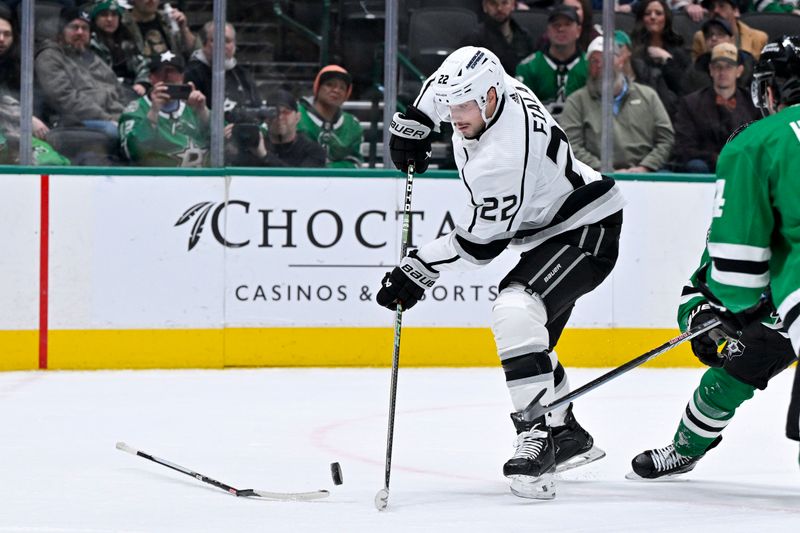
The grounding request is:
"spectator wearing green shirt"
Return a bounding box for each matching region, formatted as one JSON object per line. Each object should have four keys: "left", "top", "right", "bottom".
{"left": 118, "top": 51, "right": 210, "bottom": 167}
{"left": 297, "top": 65, "right": 363, "bottom": 168}
{"left": 515, "top": 5, "right": 588, "bottom": 117}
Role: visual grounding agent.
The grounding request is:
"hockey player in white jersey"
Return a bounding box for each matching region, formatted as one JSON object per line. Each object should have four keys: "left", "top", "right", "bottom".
{"left": 377, "top": 46, "right": 626, "bottom": 500}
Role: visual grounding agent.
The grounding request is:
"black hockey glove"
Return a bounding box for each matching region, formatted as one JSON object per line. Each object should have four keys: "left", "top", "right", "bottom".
{"left": 389, "top": 105, "right": 434, "bottom": 174}
{"left": 376, "top": 250, "right": 440, "bottom": 311}
{"left": 687, "top": 304, "right": 732, "bottom": 368}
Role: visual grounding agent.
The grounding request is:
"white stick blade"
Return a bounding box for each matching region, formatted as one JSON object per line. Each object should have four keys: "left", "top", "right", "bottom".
{"left": 250, "top": 489, "right": 330, "bottom": 501}
{"left": 374, "top": 488, "right": 389, "bottom": 511}
{"left": 115, "top": 442, "right": 137, "bottom": 454}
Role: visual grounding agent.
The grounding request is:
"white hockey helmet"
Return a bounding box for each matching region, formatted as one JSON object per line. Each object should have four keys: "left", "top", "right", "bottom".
{"left": 431, "top": 46, "right": 506, "bottom": 124}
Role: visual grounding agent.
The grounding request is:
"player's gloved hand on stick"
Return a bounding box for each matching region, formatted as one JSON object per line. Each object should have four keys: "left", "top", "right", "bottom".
{"left": 696, "top": 265, "right": 776, "bottom": 336}
{"left": 389, "top": 105, "right": 434, "bottom": 174}
{"left": 687, "top": 303, "right": 734, "bottom": 368}
{"left": 377, "top": 250, "right": 440, "bottom": 311}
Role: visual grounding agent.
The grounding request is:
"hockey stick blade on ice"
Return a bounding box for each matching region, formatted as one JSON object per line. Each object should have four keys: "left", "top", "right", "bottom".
{"left": 375, "top": 162, "right": 416, "bottom": 512}
{"left": 116, "top": 442, "right": 329, "bottom": 501}
{"left": 521, "top": 317, "right": 722, "bottom": 421}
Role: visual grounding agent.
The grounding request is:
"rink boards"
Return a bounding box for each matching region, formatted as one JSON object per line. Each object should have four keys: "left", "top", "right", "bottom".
{"left": 0, "top": 169, "right": 715, "bottom": 370}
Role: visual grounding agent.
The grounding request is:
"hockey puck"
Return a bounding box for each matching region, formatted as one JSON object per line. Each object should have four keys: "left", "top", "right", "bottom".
{"left": 330, "top": 462, "right": 343, "bottom": 485}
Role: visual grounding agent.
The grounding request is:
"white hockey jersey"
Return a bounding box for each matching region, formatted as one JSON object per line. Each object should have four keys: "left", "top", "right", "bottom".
{"left": 412, "top": 73, "right": 626, "bottom": 271}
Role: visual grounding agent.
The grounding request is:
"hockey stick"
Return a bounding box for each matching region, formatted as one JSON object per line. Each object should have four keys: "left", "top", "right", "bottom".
{"left": 375, "top": 163, "right": 416, "bottom": 512}
{"left": 116, "top": 442, "right": 329, "bottom": 501}
{"left": 521, "top": 317, "right": 722, "bottom": 421}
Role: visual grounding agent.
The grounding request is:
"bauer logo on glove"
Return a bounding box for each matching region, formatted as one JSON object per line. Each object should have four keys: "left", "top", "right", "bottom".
{"left": 389, "top": 105, "right": 435, "bottom": 173}
{"left": 400, "top": 263, "right": 436, "bottom": 288}
{"left": 390, "top": 119, "right": 429, "bottom": 139}
{"left": 376, "top": 250, "right": 440, "bottom": 311}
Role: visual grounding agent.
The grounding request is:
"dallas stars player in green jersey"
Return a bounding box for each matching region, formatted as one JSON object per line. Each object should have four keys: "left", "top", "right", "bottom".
{"left": 628, "top": 36, "right": 800, "bottom": 480}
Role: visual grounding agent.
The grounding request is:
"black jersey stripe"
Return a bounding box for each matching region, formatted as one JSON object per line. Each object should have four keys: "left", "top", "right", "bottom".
{"left": 428, "top": 255, "right": 460, "bottom": 268}
{"left": 784, "top": 301, "right": 800, "bottom": 330}
{"left": 514, "top": 179, "right": 617, "bottom": 240}
{"left": 712, "top": 257, "right": 770, "bottom": 275}
{"left": 684, "top": 404, "right": 723, "bottom": 433}
{"left": 473, "top": 92, "right": 506, "bottom": 141}
{"left": 456, "top": 234, "right": 511, "bottom": 261}
{"left": 413, "top": 77, "right": 436, "bottom": 108}
{"left": 681, "top": 285, "right": 704, "bottom": 297}
{"left": 461, "top": 148, "right": 479, "bottom": 233}
{"left": 505, "top": 91, "right": 529, "bottom": 232}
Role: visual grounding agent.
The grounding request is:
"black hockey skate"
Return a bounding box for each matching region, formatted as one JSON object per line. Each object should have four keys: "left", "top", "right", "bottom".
{"left": 551, "top": 404, "right": 606, "bottom": 473}
{"left": 504, "top": 414, "right": 556, "bottom": 499}
{"left": 626, "top": 436, "right": 722, "bottom": 480}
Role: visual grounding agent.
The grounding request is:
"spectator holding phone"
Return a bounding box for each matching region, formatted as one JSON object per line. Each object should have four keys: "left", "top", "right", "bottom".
{"left": 119, "top": 50, "right": 209, "bottom": 166}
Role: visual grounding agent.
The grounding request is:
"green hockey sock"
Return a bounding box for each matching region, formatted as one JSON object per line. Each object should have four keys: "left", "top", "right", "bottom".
{"left": 673, "top": 367, "right": 755, "bottom": 457}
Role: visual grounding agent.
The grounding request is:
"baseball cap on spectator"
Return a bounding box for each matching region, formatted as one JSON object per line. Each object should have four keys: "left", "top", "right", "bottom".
{"left": 702, "top": 17, "right": 733, "bottom": 37}
{"left": 587, "top": 36, "right": 623, "bottom": 57}
{"left": 59, "top": 7, "right": 91, "bottom": 30}
{"left": 547, "top": 5, "right": 579, "bottom": 24}
{"left": 614, "top": 30, "right": 632, "bottom": 50}
{"left": 710, "top": 42, "right": 739, "bottom": 65}
{"left": 90, "top": 0, "right": 125, "bottom": 20}
{"left": 268, "top": 89, "right": 298, "bottom": 112}
{"left": 149, "top": 50, "right": 185, "bottom": 72}
{"left": 313, "top": 65, "right": 353, "bottom": 99}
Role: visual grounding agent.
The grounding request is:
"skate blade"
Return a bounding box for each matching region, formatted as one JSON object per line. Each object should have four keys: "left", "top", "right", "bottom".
{"left": 508, "top": 473, "right": 556, "bottom": 500}
{"left": 555, "top": 445, "right": 606, "bottom": 473}
{"left": 625, "top": 470, "right": 686, "bottom": 481}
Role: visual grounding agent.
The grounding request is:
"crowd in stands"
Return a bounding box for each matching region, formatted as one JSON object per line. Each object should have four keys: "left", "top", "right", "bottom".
{"left": 0, "top": 0, "right": 797, "bottom": 171}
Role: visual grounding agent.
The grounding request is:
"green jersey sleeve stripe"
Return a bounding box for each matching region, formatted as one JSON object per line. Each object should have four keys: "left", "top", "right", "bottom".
{"left": 713, "top": 257, "right": 770, "bottom": 275}
{"left": 778, "top": 288, "right": 800, "bottom": 321}
{"left": 710, "top": 265, "right": 769, "bottom": 288}
{"left": 679, "top": 292, "right": 704, "bottom": 305}
{"left": 785, "top": 303, "right": 800, "bottom": 356}
{"left": 707, "top": 242, "right": 771, "bottom": 261}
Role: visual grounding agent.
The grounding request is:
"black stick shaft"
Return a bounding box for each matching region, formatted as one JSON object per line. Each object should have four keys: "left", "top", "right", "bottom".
{"left": 116, "top": 442, "right": 241, "bottom": 495}
{"left": 523, "top": 317, "right": 721, "bottom": 421}
{"left": 382, "top": 164, "right": 416, "bottom": 494}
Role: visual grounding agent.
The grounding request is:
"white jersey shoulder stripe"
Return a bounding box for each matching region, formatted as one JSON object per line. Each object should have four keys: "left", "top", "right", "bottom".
{"left": 778, "top": 287, "right": 800, "bottom": 320}
{"left": 710, "top": 265, "right": 770, "bottom": 288}
{"left": 707, "top": 242, "right": 772, "bottom": 262}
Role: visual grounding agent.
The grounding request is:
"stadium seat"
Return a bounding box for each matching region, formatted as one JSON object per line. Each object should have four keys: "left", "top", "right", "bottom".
{"left": 408, "top": 7, "right": 479, "bottom": 77}
{"left": 35, "top": 1, "right": 63, "bottom": 41}
{"left": 45, "top": 127, "right": 115, "bottom": 165}
{"left": 510, "top": 9, "right": 549, "bottom": 44}
{"left": 591, "top": 11, "right": 636, "bottom": 36}
{"left": 740, "top": 12, "right": 800, "bottom": 42}
{"left": 418, "top": 0, "right": 482, "bottom": 14}
{"left": 671, "top": 12, "right": 704, "bottom": 51}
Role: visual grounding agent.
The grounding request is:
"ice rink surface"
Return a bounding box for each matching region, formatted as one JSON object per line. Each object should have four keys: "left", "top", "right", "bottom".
{"left": 0, "top": 366, "right": 798, "bottom": 533}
